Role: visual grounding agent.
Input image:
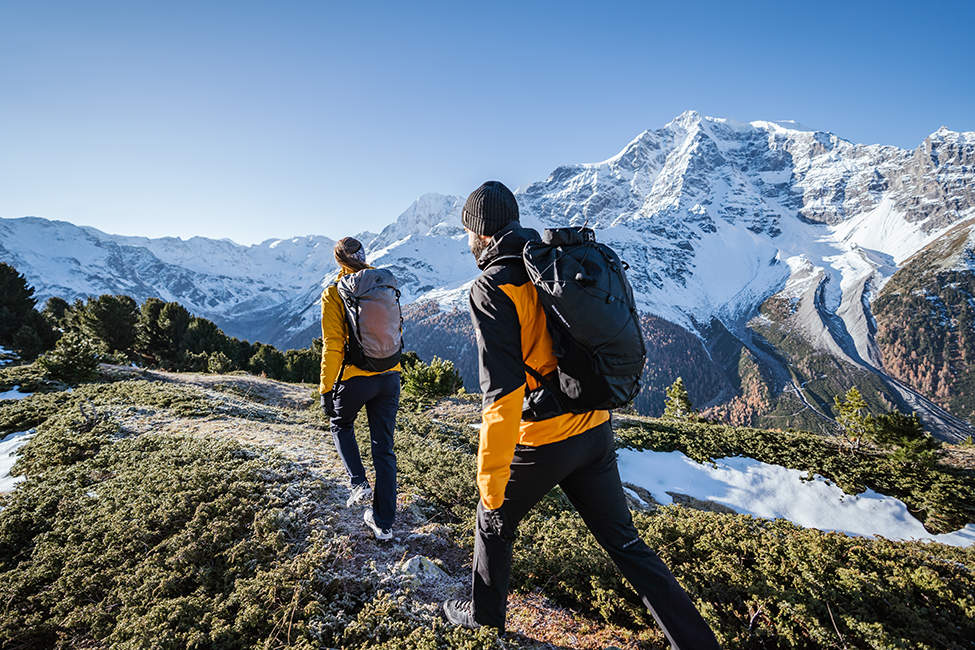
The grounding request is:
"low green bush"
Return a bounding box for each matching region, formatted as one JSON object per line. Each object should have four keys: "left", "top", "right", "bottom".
{"left": 0, "top": 390, "right": 76, "bottom": 434}
{"left": 11, "top": 406, "right": 118, "bottom": 476}
{"left": 516, "top": 507, "right": 975, "bottom": 648}
{"left": 0, "top": 409, "right": 496, "bottom": 649}
{"left": 0, "top": 362, "right": 62, "bottom": 394}
{"left": 340, "top": 592, "right": 500, "bottom": 649}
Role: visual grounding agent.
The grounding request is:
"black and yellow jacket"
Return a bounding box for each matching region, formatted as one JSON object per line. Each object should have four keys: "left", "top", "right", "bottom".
{"left": 319, "top": 264, "right": 401, "bottom": 394}
{"left": 469, "top": 223, "right": 609, "bottom": 509}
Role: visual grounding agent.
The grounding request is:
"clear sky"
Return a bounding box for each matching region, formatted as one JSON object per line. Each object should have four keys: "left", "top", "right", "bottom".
{"left": 2, "top": 1, "right": 973, "bottom": 245}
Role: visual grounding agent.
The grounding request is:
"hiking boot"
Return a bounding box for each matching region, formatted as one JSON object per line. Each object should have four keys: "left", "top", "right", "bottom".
{"left": 346, "top": 482, "right": 372, "bottom": 508}
{"left": 442, "top": 599, "right": 481, "bottom": 630}
{"left": 363, "top": 507, "right": 392, "bottom": 541}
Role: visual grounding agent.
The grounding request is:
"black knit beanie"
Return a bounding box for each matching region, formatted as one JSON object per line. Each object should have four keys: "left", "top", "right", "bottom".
{"left": 462, "top": 180, "right": 519, "bottom": 236}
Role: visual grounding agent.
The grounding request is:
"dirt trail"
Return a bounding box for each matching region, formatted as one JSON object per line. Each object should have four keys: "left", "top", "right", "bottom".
{"left": 105, "top": 367, "right": 658, "bottom": 649}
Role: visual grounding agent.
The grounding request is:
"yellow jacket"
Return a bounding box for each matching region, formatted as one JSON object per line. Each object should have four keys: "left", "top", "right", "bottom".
{"left": 319, "top": 265, "right": 402, "bottom": 394}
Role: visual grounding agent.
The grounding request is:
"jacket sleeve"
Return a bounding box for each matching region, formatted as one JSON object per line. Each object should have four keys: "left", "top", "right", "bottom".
{"left": 469, "top": 276, "right": 526, "bottom": 510}
{"left": 319, "top": 285, "right": 347, "bottom": 394}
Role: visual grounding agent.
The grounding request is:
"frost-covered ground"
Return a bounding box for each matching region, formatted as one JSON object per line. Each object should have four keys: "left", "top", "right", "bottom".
{"left": 617, "top": 448, "right": 975, "bottom": 547}
{"left": 0, "top": 430, "right": 33, "bottom": 492}
{"left": 0, "top": 386, "right": 32, "bottom": 401}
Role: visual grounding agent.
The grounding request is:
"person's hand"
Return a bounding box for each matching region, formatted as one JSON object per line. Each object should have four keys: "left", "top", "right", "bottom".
{"left": 321, "top": 392, "right": 336, "bottom": 418}
{"left": 478, "top": 502, "right": 516, "bottom": 541}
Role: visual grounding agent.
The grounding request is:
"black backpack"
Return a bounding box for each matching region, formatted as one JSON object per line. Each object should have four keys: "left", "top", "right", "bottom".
{"left": 521, "top": 227, "right": 646, "bottom": 419}
{"left": 334, "top": 268, "right": 404, "bottom": 372}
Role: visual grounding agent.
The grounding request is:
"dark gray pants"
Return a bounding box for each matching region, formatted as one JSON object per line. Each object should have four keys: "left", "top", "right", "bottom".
{"left": 471, "top": 420, "right": 720, "bottom": 649}
{"left": 329, "top": 372, "right": 400, "bottom": 530}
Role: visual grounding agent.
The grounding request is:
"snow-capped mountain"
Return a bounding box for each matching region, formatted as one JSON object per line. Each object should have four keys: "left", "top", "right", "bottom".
{"left": 2, "top": 112, "right": 973, "bottom": 437}
{"left": 380, "top": 112, "right": 971, "bottom": 330}
{"left": 0, "top": 217, "right": 346, "bottom": 341}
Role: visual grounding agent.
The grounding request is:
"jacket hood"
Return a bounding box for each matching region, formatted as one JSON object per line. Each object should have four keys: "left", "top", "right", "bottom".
{"left": 476, "top": 223, "right": 541, "bottom": 270}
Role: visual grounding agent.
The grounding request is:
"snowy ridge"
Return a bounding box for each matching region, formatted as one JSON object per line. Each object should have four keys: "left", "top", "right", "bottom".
{"left": 0, "top": 217, "right": 338, "bottom": 340}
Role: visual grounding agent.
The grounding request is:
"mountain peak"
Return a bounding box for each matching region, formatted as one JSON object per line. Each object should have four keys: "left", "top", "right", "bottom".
{"left": 668, "top": 109, "right": 704, "bottom": 127}
{"left": 368, "top": 193, "right": 464, "bottom": 251}
{"left": 927, "top": 126, "right": 973, "bottom": 144}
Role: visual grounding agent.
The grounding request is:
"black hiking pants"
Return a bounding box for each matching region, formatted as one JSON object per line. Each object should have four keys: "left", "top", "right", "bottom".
{"left": 471, "top": 419, "right": 720, "bottom": 649}
{"left": 329, "top": 372, "right": 400, "bottom": 530}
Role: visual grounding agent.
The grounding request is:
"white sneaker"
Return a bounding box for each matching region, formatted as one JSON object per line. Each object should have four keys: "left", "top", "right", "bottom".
{"left": 363, "top": 507, "right": 393, "bottom": 541}
{"left": 346, "top": 483, "right": 372, "bottom": 508}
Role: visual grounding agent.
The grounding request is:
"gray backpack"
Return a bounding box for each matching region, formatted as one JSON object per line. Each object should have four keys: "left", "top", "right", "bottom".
{"left": 335, "top": 268, "right": 403, "bottom": 372}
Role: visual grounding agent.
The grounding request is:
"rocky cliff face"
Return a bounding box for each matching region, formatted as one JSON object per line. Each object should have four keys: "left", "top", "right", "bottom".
{"left": 873, "top": 218, "right": 975, "bottom": 425}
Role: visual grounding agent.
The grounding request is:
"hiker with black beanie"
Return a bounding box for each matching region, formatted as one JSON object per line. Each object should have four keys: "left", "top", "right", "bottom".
{"left": 320, "top": 237, "right": 403, "bottom": 541}
{"left": 441, "top": 181, "right": 720, "bottom": 649}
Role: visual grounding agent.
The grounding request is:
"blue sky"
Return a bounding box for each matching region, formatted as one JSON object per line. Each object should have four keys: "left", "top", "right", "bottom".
{"left": 1, "top": 1, "right": 973, "bottom": 244}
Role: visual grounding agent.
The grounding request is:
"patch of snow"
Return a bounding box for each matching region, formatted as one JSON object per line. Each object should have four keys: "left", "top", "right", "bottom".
{"left": 617, "top": 448, "right": 975, "bottom": 547}
{"left": 0, "top": 430, "right": 34, "bottom": 492}
{"left": 0, "top": 386, "right": 32, "bottom": 401}
{"left": 831, "top": 198, "right": 947, "bottom": 265}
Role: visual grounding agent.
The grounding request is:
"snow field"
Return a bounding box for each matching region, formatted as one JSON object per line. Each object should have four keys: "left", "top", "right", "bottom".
{"left": 617, "top": 448, "right": 975, "bottom": 547}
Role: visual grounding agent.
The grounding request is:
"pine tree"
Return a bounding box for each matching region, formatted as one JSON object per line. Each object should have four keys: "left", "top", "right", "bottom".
{"left": 75, "top": 295, "right": 139, "bottom": 354}
{"left": 870, "top": 410, "right": 938, "bottom": 468}
{"left": 207, "top": 351, "right": 233, "bottom": 374}
{"left": 184, "top": 317, "right": 230, "bottom": 355}
{"left": 284, "top": 347, "right": 318, "bottom": 383}
{"left": 134, "top": 298, "right": 167, "bottom": 365}
{"left": 248, "top": 343, "right": 286, "bottom": 379}
{"left": 41, "top": 296, "right": 70, "bottom": 329}
{"left": 663, "top": 377, "right": 695, "bottom": 420}
{"left": 135, "top": 299, "right": 191, "bottom": 369}
{"left": 228, "top": 338, "right": 256, "bottom": 370}
{"left": 834, "top": 387, "right": 871, "bottom": 451}
{"left": 0, "top": 264, "right": 60, "bottom": 359}
{"left": 401, "top": 356, "right": 463, "bottom": 398}
{"left": 158, "top": 302, "right": 191, "bottom": 368}
{"left": 11, "top": 310, "right": 57, "bottom": 360}
{"left": 0, "top": 262, "right": 38, "bottom": 345}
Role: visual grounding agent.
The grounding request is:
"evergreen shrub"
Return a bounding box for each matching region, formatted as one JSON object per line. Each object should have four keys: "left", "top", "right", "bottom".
{"left": 36, "top": 331, "right": 99, "bottom": 384}
{"left": 402, "top": 356, "right": 463, "bottom": 398}
{"left": 207, "top": 351, "right": 233, "bottom": 374}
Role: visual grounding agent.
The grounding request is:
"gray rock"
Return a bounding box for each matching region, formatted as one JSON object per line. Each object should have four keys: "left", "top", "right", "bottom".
{"left": 396, "top": 555, "right": 450, "bottom": 582}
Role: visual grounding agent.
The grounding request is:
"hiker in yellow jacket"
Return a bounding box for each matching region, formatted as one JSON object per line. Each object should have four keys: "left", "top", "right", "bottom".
{"left": 320, "top": 237, "right": 402, "bottom": 540}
